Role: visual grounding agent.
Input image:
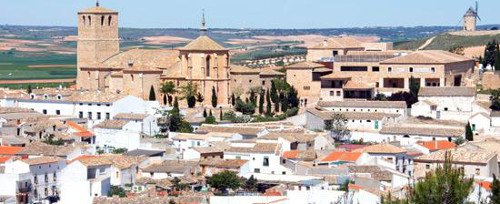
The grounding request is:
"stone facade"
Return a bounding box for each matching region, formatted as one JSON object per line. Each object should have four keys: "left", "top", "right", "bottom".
{"left": 75, "top": 5, "right": 233, "bottom": 106}
{"left": 482, "top": 71, "right": 500, "bottom": 90}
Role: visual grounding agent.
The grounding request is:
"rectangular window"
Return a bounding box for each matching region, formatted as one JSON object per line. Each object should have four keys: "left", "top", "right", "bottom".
{"left": 254, "top": 168, "right": 260, "bottom": 173}
{"left": 79, "top": 111, "right": 83, "bottom": 119}
{"left": 106, "top": 113, "right": 110, "bottom": 120}
{"left": 425, "top": 164, "right": 430, "bottom": 169}
{"left": 262, "top": 81, "right": 266, "bottom": 86}
{"left": 56, "top": 110, "right": 61, "bottom": 115}
{"left": 476, "top": 168, "right": 480, "bottom": 175}
{"left": 330, "top": 91, "right": 334, "bottom": 96}
{"left": 97, "top": 112, "right": 101, "bottom": 120}
{"left": 88, "top": 112, "right": 92, "bottom": 120}
{"left": 263, "top": 156, "right": 269, "bottom": 167}
{"left": 43, "top": 110, "right": 47, "bottom": 115}
{"left": 303, "top": 86, "right": 310, "bottom": 90}
{"left": 336, "top": 91, "right": 341, "bottom": 96}
{"left": 372, "top": 66, "right": 380, "bottom": 72}
{"left": 340, "top": 66, "right": 368, "bottom": 72}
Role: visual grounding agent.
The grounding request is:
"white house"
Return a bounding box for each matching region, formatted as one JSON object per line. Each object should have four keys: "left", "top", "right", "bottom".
{"left": 93, "top": 120, "right": 142, "bottom": 152}
{"left": 469, "top": 112, "right": 492, "bottom": 134}
{"left": 354, "top": 144, "right": 413, "bottom": 176}
{"left": 0, "top": 156, "right": 66, "bottom": 204}
{"left": 224, "top": 143, "right": 293, "bottom": 175}
{"left": 411, "top": 87, "right": 476, "bottom": 121}
{"left": 171, "top": 133, "right": 211, "bottom": 153}
{"left": 8, "top": 90, "right": 159, "bottom": 127}
{"left": 257, "top": 132, "right": 332, "bottom": 151}
{"left": 140, "top": 160, "right": 199, "bottom": 179}
{"left": 317, "top": 100, "right": 408, "bottom": 116}
{"left": 113, "top": 113, "right": 159, "bottom": 136}
{"left": 305, "top": 108, "right": 401, "bottom": 131}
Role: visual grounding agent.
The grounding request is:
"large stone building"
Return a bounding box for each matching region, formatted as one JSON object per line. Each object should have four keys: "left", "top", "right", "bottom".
{"left": 76, "top": 4, "right": 231, "bottom": 106}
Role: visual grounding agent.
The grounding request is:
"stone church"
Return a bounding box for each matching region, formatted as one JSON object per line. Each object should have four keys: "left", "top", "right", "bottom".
{"left": 76, "top": 3, "right": 231, "bottom": 105}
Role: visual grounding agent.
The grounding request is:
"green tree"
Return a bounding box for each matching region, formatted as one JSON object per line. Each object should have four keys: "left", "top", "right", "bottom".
{"left": 287, "top": 86, "right": 300, "bottom": 108}
{"left": 266, "top": 89, "right": 272, "bottom": 116}
{"left": 219, "top": 108, "right": 223, "bottom": 121}
{"left": 258, "top": 90, "right": 265, "bottom": 114}
{"left": 112, "top": 148, "right": 128, "bottom": 154}
{"left": 496, "top": 46, "right": 500, "bottom": 71}
{"left": 203, "top": 109, "right": 207, "bottom": 118}
{"left": 203, "top": 115, "right": 217, "bottom": 125}
{"left": 270, "top": 81, "right": 279, "bottom": 104}
{"left": 179, "top": 82, "right": 197, "bottom": 108}
{"left": 231, "top": 93, "right": 236, "bottom": 106}
{"left": 409, "top": 76, "right": 420, "bottom": 97}
{"left": 244, "top": 175, "right": 258, "bottom": 192}
{"left": 148, "top": 85, "right": 156, "bottom": 101}
{"left": 249, "top": 89, "right": 257, "bottom": 106}
{"left": 196, "top": 92, "right": 204, "bottom": 105}
{"left": 280, "top": 92, "right": 288, "bottom": 112}
{"left": 27, "top": 85, "right": 32, "bottom": 94}
{"left": 108, "top": 186, "right": 126, "bottom": 197}
{"left": 207, "top": 170, "right": 241, "bottom": 194}
{"left": 235, "top": 98, "right": 255, "bottom": 115}
{"left": 326, "top": 113, "right": 351, "bottom": 142}
{"left": 466, "top": 122, "right": 474, "bottom": 141}
{"left": 491, "top": 174, "right": 500, "bottom": 203}
{"left": 42, "top": 134, "right": 64, "bottom": 146}
{"left": 168, "top": 98, "right": 193, "bottom": 133}
{"left": 483, "top": 40, "right": 498, "bottom": 67}
{"left": 211, "top": 86, "right": 218, "bottom": 108}
{"left": 160, "top": 81, "right": 176, "bottom": 105}
{"left": 491, "top": 89, "right": 500, "bottom": 110}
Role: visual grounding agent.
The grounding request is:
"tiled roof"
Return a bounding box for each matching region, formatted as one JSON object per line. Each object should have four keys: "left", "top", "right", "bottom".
{"left": 17, "top": 142, "right": 78, "bottom": 157}
{"left": 141, "top": 160, "right": 198, "bottom": 173}
{"left": 419, "top": 87, "right": 476, "bottom": 97}
{"left": 492, "top": 111, "right": 500, "bottom": 117}
{"left": 180, "top": 36, "right": 227, "bottom": 51}
{"left": 113, "top": 113, "right": 149, "bottom": 120}
{"left": 286, "top": 62, "right": 325, "bottom": 69}
{"left": 196, "top": 124, "right": 265, "bottom": 136}
{"left": 0, "top": 146, "right": 23, "bottom": 155}
{"left": 415, "top": 148, "right": 495, "bottom": 164}
{"left": 0, "top": 107, "right": 35, "bottom": 114}
{"left": 74, "top": 155, "right": 145, "bottom": 169}
{"left": 100, "top": 49, "right": 179, "bottom": 69}
{"left": 336, "top": 144, "right": 367, "bottom": 151}
{"left": 478, "top": 181, "right": 492, "bottom": 191}
{"left": 229, "top": 65, "right": 260, "bottom": 74}
{"left": 226, "top": 143, "right": 279, "bottom": 154}
{"left": 380, "top": 126, "right": 464, "bottom": 137}
{"left": 21, "top": 156, "right": 62, "bottom": 165}
{"left": 282, "top": 150, "right": 316, "bottom": 161}
{"left": 66, "top": 121, "right": 94, "bottom": 138}
{"left": 380, "top": 50, "right": 473, "bottom": 64}
{"left": 199, "top": 159, "right": 248, "bottom": 168}
{"left": 321, "top": 151, "right": 362, "bottom": 162}
{"left": 354, "top": 143, "right": 406, "bottom": 154}
{"left": 172, "top": 133, "right": 209, "bottom": 141}
{"left": 259, "top": 132, "right": 318, "bottom": 142}
{"left": 94, "top": 120, "right": 129, "bottom": 129}
{"left": 78, "top": 6, "right": 117, "bottom": 14}
{"left": 306, "top": 108, "right": 400, "bottom": 120}
{"left": 418, "top": 141, "right": 456, "bottom": 151}
{"left": 317, "top": 100, "right": 407, "bottom": 109}
{"left": 0, "top": 156, "right": 11, "bottom": 163}
{"left": 259, "top": 68, "right": 285, "bottom": 76}
{"left": 344, "top": 81, "right": 373, "bottom": 90}
{"left": 309, "top": 37, "right": 364, "bottom": 49}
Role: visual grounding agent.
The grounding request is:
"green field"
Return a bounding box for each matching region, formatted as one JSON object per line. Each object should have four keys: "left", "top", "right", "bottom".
{"left": 0, "top": 82, "right": 75, "bottom": 89}
{"left": 0, "top": 50, "right": 76, "bottom": 80}
{"left": 394, "top": 33, "right": 500, "bottom": 51}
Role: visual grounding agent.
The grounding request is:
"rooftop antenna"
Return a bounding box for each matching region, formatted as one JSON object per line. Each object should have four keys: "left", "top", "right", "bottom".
{"left": 200, "top": 9, "right": 208, "bottom": 35}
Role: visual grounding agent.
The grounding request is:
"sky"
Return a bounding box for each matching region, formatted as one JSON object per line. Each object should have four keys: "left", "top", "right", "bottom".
{"left": 1, "top": 0, "right": 499, "bottom": 29}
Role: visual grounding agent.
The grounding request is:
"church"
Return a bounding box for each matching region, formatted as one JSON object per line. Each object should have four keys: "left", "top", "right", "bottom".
{"left": 76, "top": 3, "right": 231, "bottom": 105}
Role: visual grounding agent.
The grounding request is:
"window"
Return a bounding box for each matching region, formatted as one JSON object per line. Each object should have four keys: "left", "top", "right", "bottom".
{"left": 372, "top": 66, "right": 380, "bottom": 72}
{"left": 43, "top": 109, "right": 47, "bottom": 115}
{"left": 444, "top": 107, "right": 448, "bottom": 111}
{"left": 56, "top": 110, "right": 61, "bottom": 115}
{"left": 249, "top": 80, "right": 252, "bottom": 83}
{"left": 105, "top": 113, "right": 110, "bottom": 120}
{"left": 57, "top": 95, "right": 62, "bottom": 100}
{"left": 336, "top": 91, "right": 341, "bottom": 96}
{"left": 101, "top": 16, "right": 105, "bottom": 26}
{"left": 34, "top": 175, "right": 38, "bottom": 184}
{"left": 431, "top": 67, "right": 435, "bottom": 73}
{"left": 79, "top": 112, "right": 84, "bottom": 119}
{"left": 108, "top": 16, "right": 112, "bottom": 26}
{"left": 475, "top": 168, "right": 480, "bottom": 175}
{"left": 303, "top": 86, "right": 310, "bottom": 90}
{"left": 206, "top": 56, "right": 211, "bottom": 77}
{"left": 333, "top": 51, "right": 339, "bottom": 56}
{"left": 53, "top": 172, "right": 57, "bottom": 181}
{"left": 44, "top": 94, "right": 48, "bottom": 99}
{"left": 329, "top": 91, "right": 334, "bottom": 96}
{"left": 282, "top": 171, "right": 286, "bottom": 175}
{"left": 388, "top": 67, "right": 392, "bottom": 72}
{"left": 79, "top": 103, "right": 83, "bottom": 106}
{"left": 254, "top": 168, "right": 260, "bottom": 173}
{"left": 236, "top": 156, "right": 241, "bottom": 160}
{"left": 88, "top": 16, "right": 91, "bottom": 26}
{"left": 409, "top": 67, "right": 414, "bottom": 72}
{"left": 97, "top": 104, "right": 101, "bottom": 106}
{"left": 263, "top": 156, "right": 269, "bottom": 167}
{"left": 340, "top": 66, "right": 368, "bottom": 72}
{"left": 88, "top": 103, "right": 92, "bottom": 106}
{"left": 88, "top": 112, "right": 92, "bottom": 120}
{"left": 97, "top": 112, "right": 101, "bottom": 120}
{"left": 45, "top": 173, "right": 48, "bottom": 182}
{"left": 262, "top": 81, "right": 266, "bottom": 86}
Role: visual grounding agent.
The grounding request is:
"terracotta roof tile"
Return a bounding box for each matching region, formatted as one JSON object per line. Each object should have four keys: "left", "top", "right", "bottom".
{"left": 199, "top": 159, "right": 248, "bottom": 168}
{"left": 282, "top": 150, "right": 316, "bottom": 161}
{"left": 415, "top": 148, "right": 495, "bottom": 164}
{"left": 309, "top": 37, "right": 364, "bottom": 49}
{"left": 380, "top": 50, "right": 473, "bottom": 64}
{"left": 94, "top": 120, "right": 129, "bottom": 129}
{"left": 286, "top": 62, "right": 325, "bottom": 69}
{"left": 321, "top": 151, "right": 362, "bottom": 162}
{"left": 0, "top": 146, "right": 23, "bottom": 155}
{"left": 180, "top": 36, "right": 226, "bottom": 51}
{"left": 418, "top": 141, "right": 456, "bottom": 151}
{"left": 354, "top": 143, "right": 406, "bottom": 154}
{"left": 78, "top": 6, "right": 117, "bottom": 14}
{"left": 419, "top": 87, "right": 476, "bottom": 97}
{"left": 21, "top": 156, "right": 62, "bottom": 165}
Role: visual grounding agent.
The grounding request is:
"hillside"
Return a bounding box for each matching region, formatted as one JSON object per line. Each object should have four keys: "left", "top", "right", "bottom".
{"left": 394, "top": 30, "right": 500, "bottom": 58}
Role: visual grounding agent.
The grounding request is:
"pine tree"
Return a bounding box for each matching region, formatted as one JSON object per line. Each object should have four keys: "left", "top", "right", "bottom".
{"left": 149, "top": 86, "right": 156, "bottom": 101}
{"left": 466, "top": 122, "right": 474, "bottom": 141}
{"left": 258, "top": 90, "right": 265, "bottom": 114}
{"left": 266, "top": 89, "right": 272, "bottom": 116}
{"left": 211, "top": 86, "right": 218, "bottom": 108}
{"left": 409, "top": 76, "right": 420, "bottom": 97}
{"left": 491, "top": 174, "right": 500, "bottom": 203}
{"left": 274, "top": 91, "right": 280, "bottom": 113}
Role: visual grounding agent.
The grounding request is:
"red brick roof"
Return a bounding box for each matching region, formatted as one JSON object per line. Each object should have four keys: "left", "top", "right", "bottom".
{"left": 321, "top": 151, "right": 362, "bottom": 162}
{"left": 0, "top": 156, "right": 11, "bottom": 163}
{"left": 418, "top": 141, "right": 456, "bottom": 151}
{"left": 478, "top": 181, "right": 492, "bottom": 191}
{"left": 0, "top": 146, "right": 23, "bottom": 155}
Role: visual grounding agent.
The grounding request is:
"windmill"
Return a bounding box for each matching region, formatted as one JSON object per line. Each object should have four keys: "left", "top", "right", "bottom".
{"left": 475, "top": 1, "right": 481, "bottom": 21}
{"left": 463, "top": 1, "right": 480, "bottom": 31}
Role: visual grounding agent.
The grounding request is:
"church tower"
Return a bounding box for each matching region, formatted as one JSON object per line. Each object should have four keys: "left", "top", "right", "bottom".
{"left": 76, "top": 2, "right": 120, "bottom": 90}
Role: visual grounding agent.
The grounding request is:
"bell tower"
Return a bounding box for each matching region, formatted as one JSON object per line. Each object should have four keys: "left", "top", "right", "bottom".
{"left": 76, "top": 2, "right": 119, "bottom": 90}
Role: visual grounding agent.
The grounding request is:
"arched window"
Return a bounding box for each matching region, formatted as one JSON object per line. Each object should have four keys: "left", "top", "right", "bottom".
{"left": 88, "top": 16, "right": 91, "bottom": 26}
{"left": 101, "top": 16, "right": 105, "bottom": 26}
{"left": 431, "top": 67, "right": 435, "bottom": 73}
{"left": 206, "top": 56, "right": 211, "bottom": 77}
{"left": 108, "top": 16, "right": 112, "bottom": 26}
{"left": 388, "top": 67, "right": 392, "bottom": 72}
{"left": 409, "top": 67, "right": 414, "bottom": 72}
{"left": 82, "top": 16, "right": 86, "bottom": 25}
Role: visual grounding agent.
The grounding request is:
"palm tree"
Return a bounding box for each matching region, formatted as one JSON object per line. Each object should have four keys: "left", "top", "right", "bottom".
{"left": 160, "top": 81, "right": 176, "bottom": 106}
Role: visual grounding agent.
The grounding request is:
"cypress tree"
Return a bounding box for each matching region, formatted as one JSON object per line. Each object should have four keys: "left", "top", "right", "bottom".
{"left": 287, "top": 86, "right": 300, "bottom": 108}
{"left": 231, "top": 93, "right": 236, "bottom": 106}
{"left": 465, "top": 122, "right": 474, "bottom": 141}
{"left": 495, "top": 45, "right": 500, "bottom": 71}
{"left": 211, "top": 86, "right": 218, "bottom": 108}
{"left": 280, "top": 92, "right": 288, "bottom": 112}
{"left": 250, "top": 89, "right": 257, "bottom": 106}
{"left": 270, "top": 81, "right": 278, "bottom": 104}
{"left": 203, "top": 109, "right": 207, "bottom": 118}
{"left": 209, "top": 109, "right": 213, "bottom": 117}
{"left": 266, "top": 89, "right": 272, "bottom": 116}
{"left": 27, "top": 85, "right": 32, "bottom": 94}
{"left": 219, "top": 107, "right": 223, "bottom": 121}
{"left": 491, "top": 174, "right": 500, "bottom": 203}
{"left": 149, "top": 86, "right": 156, "bottom": 101}
{"left": 258, "top": 90, "right": 265, "bottom": 114}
